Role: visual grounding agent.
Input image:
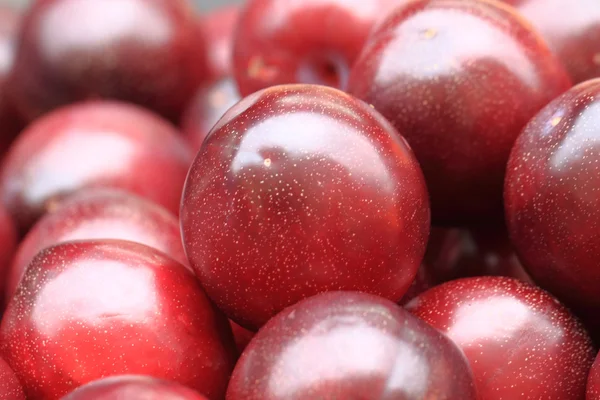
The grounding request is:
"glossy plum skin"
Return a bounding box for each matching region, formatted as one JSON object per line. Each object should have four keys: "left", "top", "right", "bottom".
{"left": 504, "top": 0, "right": 600, "bottom": 84}
{"left": 181, "top": 77, "right": 240, "bottom": 152}
{"left": 0, "top": 357, "right": 24, "bottom": 400}
{"left": 0, "top": 202, "right": 17, "bottom": 302}
{"left": 181, "top": 84, "right": 430, "bottom": 330}
{"left": 62, "top": 375, "right": 208, "bottom": 400}
{"left": 6, "top": 188, "right": 187, "bottom": 303}
{"left": 233, "top": 0, "right": 410, "bottom": 96}
{"left": 8, "top": 0, "right": 208, "bottom": 122}
{"left": 588, "top": 352, "right": 600, "bottom": 399}
{"left": 0, "top": 101, "right": 193, "bottom": 233}
{"left": 505, "top": 79, "right": 600, "bottom": 316}
{"left": 0, "top": 7, "right": 25, "bottom": 158}
{"left": 348, "top": 0, "right": 571, "bottom": 225}
{"left": 0, "top": 240, "right": 236, "bottom": 400}
{"left": 406, "top": 277, "right": 596, "bottom": 399}
{"left": 202, "top": 6, "right": 239, "bottom": 80}
{"left": 424, "top": 227, "right": 531, "bottom": 284}
{"left": 227, "top": 292, "right": 477, "bottom": 400}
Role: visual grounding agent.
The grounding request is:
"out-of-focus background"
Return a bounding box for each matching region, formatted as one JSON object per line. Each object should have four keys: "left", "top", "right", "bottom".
{"left": 1, "top": 0, "right": 242, "bottom": 11}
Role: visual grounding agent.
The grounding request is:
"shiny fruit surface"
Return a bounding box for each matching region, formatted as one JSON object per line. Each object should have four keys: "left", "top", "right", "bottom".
{"left": 0, "top": 240, "right": 236, "bottom": 400}
{"left": 506, "top": 0, "right": 600, "bottom": 84}
{"left": 0, "top": 101, "right": 192, "bottom": 233}
{"left": 233, "top": 0, "right": 409, "bottom": 96}
{"left": 406, "top": 276, "right": 596, "bottom": 399}
{"left": 0, "top": 201, "right": 16, "bottom": 302}
{"left": 61, "top": 375, "right": 208, "bottom": 400}
{"left": 202, "top": 6, "right": 239, "bottom": 80}
{"left": 348, "top": 0, "right": 571, "bottom": 225}
{"left": 181, "top": 84, "right": 430, "bottom": 330}
{"left": 505, "top": 79, "right": 600, "bottom": 314}
{"left": 8, "top": 0, "right": 208, "bottom": 121}
{"left": 181, "top": 77, "right": 240, "bottom": 153}
{"left": 6, "top": 188, "right": 187, "bottom": 303}
{"left": 227, "top": 291, "right": 477, "bottom": 400}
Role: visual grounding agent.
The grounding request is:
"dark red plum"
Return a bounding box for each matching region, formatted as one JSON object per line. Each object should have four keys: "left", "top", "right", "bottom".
{"left": 505, "top": 79, "right": 600, "bottom": 316}
{"left": 348, "top": 0, "right": 571, "bottom": 225}
{"left": 0, "top": 101, "right": 193, "bottom": 233}
{"left": 0, "top": 240, "right": 236, "bottom": 400}
{"left": 233, "top": 0, "right": 411, "bottom": 96}
{"left": 227, "top": 291, "right": 477, "bottom": 400}
{"left": 181, "top": 84, "right": 430, "bottom": 330}
{"left": 6, "top": 188, "right": 187, "bottom": 303}
{"left": 407, "top": 277, "right": 595, "bottom": 399}
{"left": 8, "top": 0, "right": 208, "bottom": 121}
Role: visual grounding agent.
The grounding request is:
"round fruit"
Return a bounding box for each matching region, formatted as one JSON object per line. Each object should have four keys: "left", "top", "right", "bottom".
{"left": 506, "top": 0, "right": 600, "bottom": 84}
{"left": 505, "top": 79, "right": 600, "bottom": 314}
{"left": 181, "top": 84, "right": 430, "bottom": 330}
{"left": 0, "top": 101, "right": 193, "bottom": 233}
{"left": 8, "top": 0, "right": 208, "bottom": 121}
{"left": 227, "top": 291, "right": 477, "bottom": 400}
{"left": 348, "top": 0, "right": 571, "bottom": 225}
{"left": 62, "top": 375, "right": 208, "bottom": 400}
{"left": 6, "top": 188, "right": 187, "bottom": 303}
{"left": 406, "top": 276, "right": 595, "bottom": 399}
{"left": 180, "top": 77, "right": 240, "bottom": 153}
{"left": 232, "top": 0, "right": 409, "bottom": 96}
{"left": 0, "top": 240, "right": 236, "bottom": 400}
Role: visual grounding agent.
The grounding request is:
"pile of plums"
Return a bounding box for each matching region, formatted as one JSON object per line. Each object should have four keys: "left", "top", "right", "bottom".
{"left": 0, "top": 0, "right": 599, "bottom": 399}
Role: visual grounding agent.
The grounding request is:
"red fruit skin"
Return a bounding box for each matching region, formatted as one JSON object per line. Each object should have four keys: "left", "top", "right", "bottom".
{"left": 61, "top": 375, "right": 209, "bottom": 400}
{"left": 0, "top": 202, "right": 16, "bottom": 302}
{"left": 399, "top": 261, "right": 435, "bottom": 305}
{"left": 424, "top": 227, "right": 532, "bottom": 284}
{"left": 8, "top": 0, "right": 208, "bottom": 122}
{"left": 6, "top": 188, "right": 188, "bottom": 304}
{"left": 504, "top": 0, "right": 600, "bottom": 84}
{"left": 588, "top": 352, "right": 600, "bottom": 400}
{"left": 229, "top": 321, "right": 254, "bottom": 354}
{"left": 181, "top": 84, "right": 430, "bottom": 330}
{"left": 505, "top": 79, "right": 600, "bottom": 316}
{"left": 406, "top": 277, "right": 596, "bottom": 399}
{"left": 0, "top": 7, "right": 25, "bottom": 158}
{"left": 232, "top": 0, "right": 411, "bottom": 96}
{"left": 0, "top": 240, "right": 236, "bottom": 400}
{"left": 0, "top": 357, "right": 24, "bottom": 400}
{"left": 400, "top": 226, "right": 530, "bottom": 304}
{"left": 180, "top": 77, "right": 240, "bottom": 153}
{"left": 226, "top": 291, "right": 478, "bottom": 400}
{"left": 0, "top": 101, "right": 193, "bottom": 233}
{"left": 202, "top": 6, "right": 239, "bottom": 80}
{"left": 347, "top": 0, "right": 571, "bottom": 226}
